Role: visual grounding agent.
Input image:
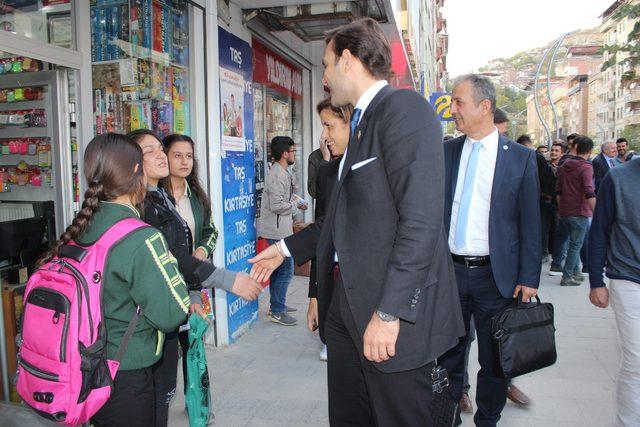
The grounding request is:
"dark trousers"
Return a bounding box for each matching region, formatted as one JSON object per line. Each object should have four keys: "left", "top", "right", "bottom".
{"left": 92, "top": 367, "right": 155, "bottom": 427}
{"left": 540, "top": 200, "right": 557, "bottom": 257}
{"left": 325, "top": 271, "right": 434, "bottom": 426}
{"left": 440, "top": 263, "right": 513, "bottom": 427}
{"left": 152, "top": 330, "right": 179, "bottom": 427}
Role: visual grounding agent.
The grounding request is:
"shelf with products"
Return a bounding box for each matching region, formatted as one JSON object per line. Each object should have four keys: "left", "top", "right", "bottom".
{"left": 90, "top": 0, "right": 192, "bottom": 136}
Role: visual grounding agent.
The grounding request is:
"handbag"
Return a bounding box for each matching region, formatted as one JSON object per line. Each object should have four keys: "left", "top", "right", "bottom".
{"left": 429, "top": 361, "right": 458, "bottom": 427}
{"left": 491, "top": 295, "right": 557, "bottom": 379}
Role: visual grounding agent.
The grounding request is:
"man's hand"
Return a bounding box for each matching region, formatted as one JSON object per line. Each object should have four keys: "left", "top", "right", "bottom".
{"left": 513, "top": 284, "right": 538, "bottom": 302}
{"left": 307, "top": 298, "right": 319, "bottom": 332}
{"left": 193, "top": 248, "right": 208, "bottom": 261}
{"left": 249, "top": 244, "right": 285, "bottom": 283}
{"left": 190, "top": 303, "right": 207, "bottom": 320}
{"left": 297, "top": 202, "right": 308, "bottom": 211}
{"left": 363, "top": 312, "right": 400, "bottom": 363}
{"left": 589, "top": 287, "right": 609, "bottom": 308}
{"left": 230, "top": 272, "right": 263, "bottom": 301}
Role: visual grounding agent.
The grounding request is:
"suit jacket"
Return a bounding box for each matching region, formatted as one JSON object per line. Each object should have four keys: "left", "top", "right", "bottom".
{"left": 285, "top": 86, "right": 464, "bottom": 373}
{"left": 444, "top": 135, "right": 542, "bottom": 298}
{"left": 592, "top": 153, "right": 619, "bottom": 193}
{"left": 308, "top": 160, "right": 340, "bottom": 298}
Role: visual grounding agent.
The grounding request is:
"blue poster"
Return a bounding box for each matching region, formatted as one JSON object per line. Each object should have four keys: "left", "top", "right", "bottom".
{"left": 218, "top": 27, "right": 257, "bottom": 342}
{"left": 429, "top": 92, "right": 454, "bottom": 122}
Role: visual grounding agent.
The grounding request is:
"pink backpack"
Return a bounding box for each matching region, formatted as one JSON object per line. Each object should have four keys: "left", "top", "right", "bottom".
{"left": 16, "top": 217, "right": 148, "bottom": 425}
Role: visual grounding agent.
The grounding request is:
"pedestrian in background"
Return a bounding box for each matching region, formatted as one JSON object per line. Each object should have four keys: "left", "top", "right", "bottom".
{"left": 258, "top": 136, "right": 307, "bottom": 326}
{"left": 556, "top": 135, "right": 595, "bottom": 287}
{"left": 616, "top": 137, "right": 634, "bottom": 163}
{"left": 592, "top": 141, "right": 621, "bottom": 193}
{"left": 588, "top": 157, "right": 640, "bottom": 425}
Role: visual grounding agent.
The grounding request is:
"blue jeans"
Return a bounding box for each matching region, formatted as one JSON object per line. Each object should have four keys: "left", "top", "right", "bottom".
{"left": 267, "top": 239, "right": 294, "bottom": 313}
{"left": 560, "top": 216, "right": 589, "bottom": 280}
{"left": 551, "top": 217, "right": 568, "bottom": 268}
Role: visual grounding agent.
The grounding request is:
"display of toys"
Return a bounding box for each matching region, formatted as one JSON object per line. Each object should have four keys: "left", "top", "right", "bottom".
{"left": 0, "top": 109, "right": 46, "bottom": 128}
{"left": 0, "top": 138, "right": 49, "bottom": 159}
{"left": 0, "top": 87, "right": 44, "bottom": 103}
{"left": 0, "top": 57, "right": 43, "bottom": 75}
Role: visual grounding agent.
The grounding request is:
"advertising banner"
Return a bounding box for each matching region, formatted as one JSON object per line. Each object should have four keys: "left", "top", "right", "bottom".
{"left": 218, "top": 27, "right": 257, "bottom": 343}
{"left": 429, "top": 92, "right": 454, "bottom": 122}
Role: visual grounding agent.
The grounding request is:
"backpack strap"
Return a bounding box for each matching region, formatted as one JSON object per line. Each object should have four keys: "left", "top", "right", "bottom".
{"left": 96, "top": 217, "right": 149, "bottom": 363}
{"left": 115, "top": 306, "right": 141, "bottom": 363}
{"left": 95, "top": 217, "right": 149, "bottom": 248}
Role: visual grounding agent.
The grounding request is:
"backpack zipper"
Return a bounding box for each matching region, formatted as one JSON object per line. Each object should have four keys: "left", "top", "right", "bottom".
{"left": 61, "top": 261, "right": 94, "bottom": 342}
{"left": 26, "top": 288, "right": 70, "bottom": 363}
{"left": 19, "top": 357, "right": 59, "bottom": 382}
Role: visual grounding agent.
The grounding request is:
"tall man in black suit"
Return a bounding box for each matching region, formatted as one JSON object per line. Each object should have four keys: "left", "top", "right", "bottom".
{"left": 250, "top": 18, "right": 464, "bottom": 426}
{"left": 441, "top": 74, "right": 542, "bottom": 427}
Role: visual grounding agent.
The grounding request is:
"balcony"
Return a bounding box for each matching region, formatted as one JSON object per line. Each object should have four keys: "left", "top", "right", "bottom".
{"left": 627, "top": 111, "right": 640, "bottom": 126}
{"left": 625, "top": 88, "right": 640, "bottom": 103}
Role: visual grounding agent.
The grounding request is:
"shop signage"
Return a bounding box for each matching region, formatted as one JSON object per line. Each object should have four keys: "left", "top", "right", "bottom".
{"left": 218, "top": 27, "right": 258, "bottom": 343}
{"left": 429, "top": 92, "right": 454, "bottom": 122}
{"left": 253, "top": 39, "right": 303, "bottom": 100}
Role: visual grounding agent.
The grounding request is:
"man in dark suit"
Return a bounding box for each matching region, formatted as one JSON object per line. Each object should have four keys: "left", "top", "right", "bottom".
{"left": 592, "top": 141, "right": 621, "bottom": 193}
{"left": 250, "top": 18, "right": 464, "bottom": 426}
{"left": 440, "top": 74, "right": 541, "bottom": 427}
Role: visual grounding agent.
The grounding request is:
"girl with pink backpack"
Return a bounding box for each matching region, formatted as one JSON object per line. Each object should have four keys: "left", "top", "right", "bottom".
{"left": 17, "top": 133, "right": 190, "bottom": 426}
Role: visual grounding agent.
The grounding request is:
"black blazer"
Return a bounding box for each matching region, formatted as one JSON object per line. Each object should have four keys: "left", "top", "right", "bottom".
{"left": 592, "top": 153, "right": 610, "bottom": 193}
{"left": 443, "top": 135, "right": 542, "bottom": 298}
{"left": 308, "top": 160, "right": 340, "bottom": 298}
{"left": 285, "top": 86, "right": 464, "bottom": 373}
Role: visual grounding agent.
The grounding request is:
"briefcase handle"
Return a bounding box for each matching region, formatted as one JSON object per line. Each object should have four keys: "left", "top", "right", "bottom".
{"left": 515, "top": 295, "right": 541, "bottom": 307}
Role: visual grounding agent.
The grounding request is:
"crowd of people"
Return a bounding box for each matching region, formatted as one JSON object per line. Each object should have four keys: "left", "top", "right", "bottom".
{"left": 18, "top": 16, "right": 639, "bottom": 427}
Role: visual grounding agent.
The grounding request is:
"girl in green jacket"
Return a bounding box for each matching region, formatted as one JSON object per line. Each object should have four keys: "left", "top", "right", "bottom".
{"left": 39, "top": 133, "right": 190, "bottom": 427}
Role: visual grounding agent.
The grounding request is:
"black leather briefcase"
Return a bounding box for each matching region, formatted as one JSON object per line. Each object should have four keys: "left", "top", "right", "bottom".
{"left": 491, "top": 296, "right": 557, "bottom": 379}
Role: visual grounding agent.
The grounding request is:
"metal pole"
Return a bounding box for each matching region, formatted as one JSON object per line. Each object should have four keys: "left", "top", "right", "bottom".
{"left": 547, "top": 33, "right": 569, "bottom": 146}
{"left": 533, "top": 42, "right": 554, "bottom": 146}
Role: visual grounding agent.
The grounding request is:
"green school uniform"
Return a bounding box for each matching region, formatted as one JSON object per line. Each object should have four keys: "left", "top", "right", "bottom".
{"left": 186, "top": 184, "right": 219, "bottom": 258}
{"left": 76, "top": 202, "right": 189, "bottom": 370}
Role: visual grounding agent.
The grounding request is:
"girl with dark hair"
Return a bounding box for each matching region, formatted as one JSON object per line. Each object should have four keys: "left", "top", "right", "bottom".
{"left": 162, "top": 134, "right": 217, "bottom": 262}
{"left": 39, "top": 133, "right": 190, "bottom": 426}
{"left": 127, "top": 129, "right": 261, "bottom": 427}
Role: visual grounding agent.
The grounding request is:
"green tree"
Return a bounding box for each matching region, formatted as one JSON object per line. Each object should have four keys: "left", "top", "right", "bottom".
{"left": 621, "top": 125, "right": 640, "bottom": 152}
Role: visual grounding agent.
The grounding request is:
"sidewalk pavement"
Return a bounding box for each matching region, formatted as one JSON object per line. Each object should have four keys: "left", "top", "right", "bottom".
{"left": 167, "top": 260, "right": 619, "bottom": 427}
{"left": 0, "top": 261, "right": 619, "bottom": 426}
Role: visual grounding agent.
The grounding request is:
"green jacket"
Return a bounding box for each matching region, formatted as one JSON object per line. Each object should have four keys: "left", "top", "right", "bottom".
{"left": 186, "top": 184, "right": 219, "bottom": 258}
{"left": 76, "top": 202, "right": 189, "bottom": 370}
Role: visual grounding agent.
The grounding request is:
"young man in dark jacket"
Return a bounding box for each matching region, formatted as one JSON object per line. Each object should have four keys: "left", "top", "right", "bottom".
{"left": 556, "top": 135, "right": 596, "bottom": 286}
{"left": 588, "top": 157, "right": 640, "bottom": 425}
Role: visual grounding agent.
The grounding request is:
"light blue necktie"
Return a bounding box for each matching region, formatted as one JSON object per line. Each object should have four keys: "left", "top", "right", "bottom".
{"left": 454, "top": 142, "right": 482, "bottom": 249}
{"left": 350, "top": 108, "right": 362, "bottom": 140}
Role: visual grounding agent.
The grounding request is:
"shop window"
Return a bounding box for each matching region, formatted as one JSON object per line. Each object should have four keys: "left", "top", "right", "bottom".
{"left": 0, "top": 1, "right": 74, "bottom": 49}
{"left": 252, "top": 39, "right": 304, "bottom": 202}
{"left": 89, "top": 0, "right": 194, "bottom": 138}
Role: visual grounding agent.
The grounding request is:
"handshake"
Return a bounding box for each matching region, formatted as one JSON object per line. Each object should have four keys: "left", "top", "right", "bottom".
{"left": 226, "top": 242, "right": 287, "bottom": 301}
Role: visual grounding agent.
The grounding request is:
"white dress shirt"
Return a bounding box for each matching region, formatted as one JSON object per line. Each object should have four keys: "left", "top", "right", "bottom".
{"left": 174, "top": 181, "right": 196, "bottom": 251}
{"left": 448, "top": 127, "right": 499, "bottom": 256}
{"left": 280, "top": 80, "right": 389, "bottom": 259}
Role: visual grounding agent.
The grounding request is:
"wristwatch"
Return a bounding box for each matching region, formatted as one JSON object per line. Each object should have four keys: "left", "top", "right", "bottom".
{"left": 376, "top": 310, "right": 398, "bottom": 322}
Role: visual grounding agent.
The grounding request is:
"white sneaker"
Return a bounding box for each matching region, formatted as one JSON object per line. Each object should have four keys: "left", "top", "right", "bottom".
{"left": 320, "top": 345, "right": 328, "bottom": 362}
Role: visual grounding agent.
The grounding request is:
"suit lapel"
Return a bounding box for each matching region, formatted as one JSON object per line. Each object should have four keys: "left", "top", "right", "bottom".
{"left": 338, "top": 85, "right": 393, "bottom": 183}
{"left": 490, "top": 135, "right": 509, "bottom": 208}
